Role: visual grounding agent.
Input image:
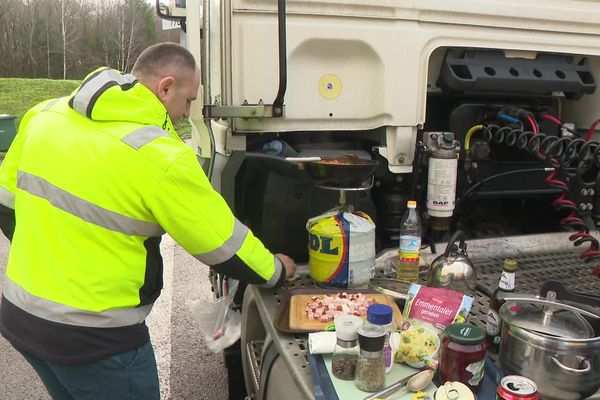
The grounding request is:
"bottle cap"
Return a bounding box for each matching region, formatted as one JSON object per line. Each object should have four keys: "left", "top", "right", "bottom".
{"left": 407, "top": 200, "right": 417, "bottom": 209}
{"left": 358, "top": 325, "right": 386, "bottom": 352}
{"left": 366, "top": 304, "right": 393, "bottom": 326}
{"left": 445, "top": 323, "right": 485, "bottom": 345}
{"left": 503, "top": 259, "right": 518, "bottom": 272}
{"left": 334, "top": 314, "right": 363, "bottom": 341}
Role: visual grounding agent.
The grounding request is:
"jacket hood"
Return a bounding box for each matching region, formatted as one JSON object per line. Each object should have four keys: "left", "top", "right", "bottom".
{"left": 68, "top": 67, "right": 178, "bottom": 138}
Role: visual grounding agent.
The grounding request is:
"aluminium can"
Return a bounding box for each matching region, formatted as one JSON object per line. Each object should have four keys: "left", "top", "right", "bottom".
{"left": 496, "top": 375, "right": 539, "bottom": 400}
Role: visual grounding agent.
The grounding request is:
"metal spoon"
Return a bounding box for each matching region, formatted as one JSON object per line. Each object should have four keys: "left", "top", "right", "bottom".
{"left": 363, "top": 373, "right": 417, "bottom": 400}
{"left": 363, "top": 370, "right": 434, "bottom": 400}
{"left": 407, "top": 369, "right": 435, "bottom": 392}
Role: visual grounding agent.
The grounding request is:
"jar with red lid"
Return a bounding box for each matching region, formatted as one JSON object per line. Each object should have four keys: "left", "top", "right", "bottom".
{"left": 439, "top": 323, "right": 486, "bottom": 390}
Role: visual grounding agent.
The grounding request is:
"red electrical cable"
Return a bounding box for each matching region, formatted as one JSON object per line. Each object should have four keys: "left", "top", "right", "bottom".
{"left": 545, "top": 168, "right": 600, "bottom": 276}
{"left": 561, "top": 213, "right": 585, "bottom": 225}
{"left": 544, "top": 170, "right": 569, "bottom": 190}
{"left": 584, "top": 118, "right": 600, "bottom": 141}
{"left": 491, "top": 123, "right": 599, "bottom": 275}
{"left": 580, "top": 118, "right": 600, "bottom": 274}
{"left": 571, "top": 228, "right": 600, "bottom": 276}
{"left": 527, "top": 115, "right": 538, "bottom": 134}
{"left": 558, "top": 208, "right": 600, "bottom": 276}
{"left": 528, "top": 115, "right": 545, "bottom": 158}
{"left": 541, "top": 114, "right": 562, "bottom": 126}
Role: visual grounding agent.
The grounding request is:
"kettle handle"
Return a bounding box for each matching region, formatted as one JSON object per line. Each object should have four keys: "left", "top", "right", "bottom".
{"left": 444, "top": 230, "right": 467, "bottom": 257}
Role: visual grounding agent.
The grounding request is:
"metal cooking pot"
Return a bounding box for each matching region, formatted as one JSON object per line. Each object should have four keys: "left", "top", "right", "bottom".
{"left": 303, "top": 154, "right": 378, "bottom": 188}
{"left": 427, "top": 230, "right": 477, "bottom": 297}
{"left": 498, "top": 292, "right": 600, "bottom": 400}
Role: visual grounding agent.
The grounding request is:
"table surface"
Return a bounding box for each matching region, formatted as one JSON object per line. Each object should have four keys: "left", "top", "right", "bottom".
{"left": 247, "top": 231, "right": 600, "bottom": 400}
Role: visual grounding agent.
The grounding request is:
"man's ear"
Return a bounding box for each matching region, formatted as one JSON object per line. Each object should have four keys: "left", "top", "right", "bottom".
{"left": 156, "top": 76, "right": 176, "bottom": 101}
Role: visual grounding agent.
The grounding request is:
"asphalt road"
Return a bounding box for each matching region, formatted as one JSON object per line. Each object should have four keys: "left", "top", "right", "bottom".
{"left": 0, "top": 235, "right": 229, "bottom": 400}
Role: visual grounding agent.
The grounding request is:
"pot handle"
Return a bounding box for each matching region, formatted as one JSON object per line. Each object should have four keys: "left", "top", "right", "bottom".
{"left": 444, "top": 230, "right": 467, "bottom": 257}
{"left": 285, "top": 156, "right": 322, "bottom": 162}
{"left": 551, "top": 355, "right": 591, "bottom": 375}
{"left": 497, "top": 293, "right": 600, "bottom": 319}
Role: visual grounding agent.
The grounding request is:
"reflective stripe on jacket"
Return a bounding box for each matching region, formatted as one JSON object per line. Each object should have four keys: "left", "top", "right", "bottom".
{"left": 0, "top": 67, "right": 283, "bottom": 329}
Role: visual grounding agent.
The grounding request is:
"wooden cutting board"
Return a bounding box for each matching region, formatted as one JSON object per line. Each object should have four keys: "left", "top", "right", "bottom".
{"left": 289, "top": 292, "right": 403, "bottom": 331}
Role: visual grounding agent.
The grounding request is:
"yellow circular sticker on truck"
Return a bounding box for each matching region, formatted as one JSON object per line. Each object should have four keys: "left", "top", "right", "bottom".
{"left": 318, "top": 74, "right": 342, "bottom": 99}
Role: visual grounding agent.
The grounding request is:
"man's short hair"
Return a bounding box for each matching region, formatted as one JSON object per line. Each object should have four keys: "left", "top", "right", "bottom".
{"left": 132, "top": 42, "right": 197, "bottom": 77}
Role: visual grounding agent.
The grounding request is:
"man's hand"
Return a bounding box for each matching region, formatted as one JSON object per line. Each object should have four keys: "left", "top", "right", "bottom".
{"left": 275, "top": 253, "right": 297, "bottom": 279}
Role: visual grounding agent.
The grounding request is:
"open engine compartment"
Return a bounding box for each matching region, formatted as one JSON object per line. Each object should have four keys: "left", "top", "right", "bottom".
{"left": 225, "top": 46, "right": 600, "bottom": 264}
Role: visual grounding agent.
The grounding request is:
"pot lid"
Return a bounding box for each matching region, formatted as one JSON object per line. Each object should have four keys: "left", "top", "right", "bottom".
{"left": 499, "top": 292, "right": 595, "bottom": 339}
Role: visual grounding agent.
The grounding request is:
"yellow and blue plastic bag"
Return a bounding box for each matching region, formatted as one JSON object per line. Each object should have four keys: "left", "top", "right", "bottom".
{"left": 307, "top": 211, "right": 375, "bottom": 288}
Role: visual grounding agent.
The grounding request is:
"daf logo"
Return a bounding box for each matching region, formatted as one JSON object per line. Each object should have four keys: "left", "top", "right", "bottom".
{"left": 433, "top": 200, "right": 449, "bottom": 206}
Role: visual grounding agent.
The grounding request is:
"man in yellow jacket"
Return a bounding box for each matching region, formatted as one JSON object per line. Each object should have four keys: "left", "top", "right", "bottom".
{"left": 0, "top": 43, "right": 296, "bottom": 399}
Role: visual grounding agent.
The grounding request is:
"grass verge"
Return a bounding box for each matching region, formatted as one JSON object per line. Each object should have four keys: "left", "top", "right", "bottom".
{"left": 0, "top": 78, "right": 191, "bottom": 138}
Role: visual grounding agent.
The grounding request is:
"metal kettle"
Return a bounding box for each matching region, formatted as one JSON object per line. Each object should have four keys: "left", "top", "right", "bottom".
{"left": 427, "top": 230, "right": 477, "bottom": 297}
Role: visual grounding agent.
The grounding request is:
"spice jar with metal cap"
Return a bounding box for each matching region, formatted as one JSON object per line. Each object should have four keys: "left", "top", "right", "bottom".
{"left": 355, "top": 324, "right": 386, "bottom": 392}
{"left": 439, "top": 323, "right": 486, "bottom": 390}
{"left": 331, "top": 314, "right": 362, "bottom": 380}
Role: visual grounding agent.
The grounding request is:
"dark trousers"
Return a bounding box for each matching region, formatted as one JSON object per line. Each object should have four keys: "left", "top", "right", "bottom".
{"left": 18, "top": 342, "right": 160, "bottom": 400}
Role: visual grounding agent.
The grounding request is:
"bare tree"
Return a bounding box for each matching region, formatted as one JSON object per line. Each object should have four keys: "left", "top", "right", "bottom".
{"left": 25, "top": 0, "right": 40, "bottom": 77}
{"left": 34, "top": 0, "right": 58, "bottom": 78}
{"left": 59, "top": 0, "right": 67, "bottom": 79}
{"left": 125, "top": 3, "right": 140, "bottom": 72}
{"left": 46, "top": 4, "right": 52, "bottom": 78}
{"left": 0, "top": 0, "right": 26, "bottom": 77}
{"left": 0, "top": 0, "right": 159, "bottom": 79}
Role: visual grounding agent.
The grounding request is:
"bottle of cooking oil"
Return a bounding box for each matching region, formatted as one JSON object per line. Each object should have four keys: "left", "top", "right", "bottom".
{"left": 397, "top": 200, "right": 421, "bottom": 282}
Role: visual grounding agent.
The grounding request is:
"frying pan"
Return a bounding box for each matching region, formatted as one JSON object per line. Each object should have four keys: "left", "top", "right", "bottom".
{"left": 303, "top": 154, "right": 378, "bottom": 187}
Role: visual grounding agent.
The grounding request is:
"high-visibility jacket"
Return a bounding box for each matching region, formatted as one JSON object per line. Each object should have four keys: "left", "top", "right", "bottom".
{"left": 0, "top": 68, "right": 283, "bottom": 364}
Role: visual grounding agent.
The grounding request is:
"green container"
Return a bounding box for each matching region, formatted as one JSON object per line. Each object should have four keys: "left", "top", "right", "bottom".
{"left": 0, "top": 114, "right": 17, "bottom": 151}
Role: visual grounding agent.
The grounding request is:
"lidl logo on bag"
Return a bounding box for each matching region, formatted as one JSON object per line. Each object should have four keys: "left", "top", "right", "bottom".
{"left": 309, "top": 234, "right": 339, "bottom": 255}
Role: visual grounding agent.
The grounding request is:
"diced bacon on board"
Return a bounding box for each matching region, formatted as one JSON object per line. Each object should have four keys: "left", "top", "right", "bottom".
{"left": 305, "top": 292, "right": 376, "bottom": 322}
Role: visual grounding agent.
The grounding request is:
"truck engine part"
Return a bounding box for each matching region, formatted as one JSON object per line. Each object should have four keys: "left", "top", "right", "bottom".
{"left": 423, "top": 132, "right": 460, "bottom": 220}
{"left": 476, "top": 121, "right": 600, "bottom": 275}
